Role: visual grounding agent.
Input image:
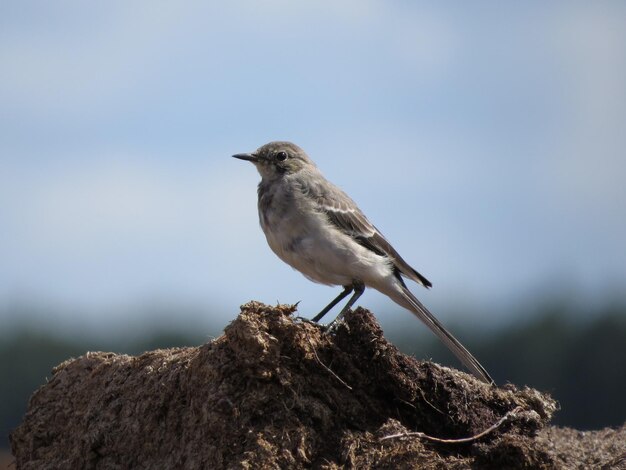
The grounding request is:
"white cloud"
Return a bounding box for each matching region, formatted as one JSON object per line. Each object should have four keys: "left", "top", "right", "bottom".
{"left": 4, "top": 155, "right": 244, "bottom": 243}
{"left": 0, "top": 151, "right": 263, "bottom": 304}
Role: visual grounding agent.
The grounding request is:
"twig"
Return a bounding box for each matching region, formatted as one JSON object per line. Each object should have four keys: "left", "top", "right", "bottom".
{"left": 308, "top": 338, "right": 352, "bottom": 390}
{"left": 380, "top": 406, "right": 524, "bottom": 444}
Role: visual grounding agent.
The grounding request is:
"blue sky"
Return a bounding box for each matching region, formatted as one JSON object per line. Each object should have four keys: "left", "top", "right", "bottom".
{"left": 1, "top": 2, "right": 625, "bottom": 332}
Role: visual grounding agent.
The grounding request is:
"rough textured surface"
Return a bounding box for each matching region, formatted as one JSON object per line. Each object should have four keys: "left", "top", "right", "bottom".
{"left": 10, "top": 302, "right": 626, "bottom": 469}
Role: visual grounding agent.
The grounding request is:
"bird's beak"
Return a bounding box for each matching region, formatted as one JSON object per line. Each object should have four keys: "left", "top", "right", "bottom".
{"left": 232, "top": 152, "right": 259, "bottom": 163}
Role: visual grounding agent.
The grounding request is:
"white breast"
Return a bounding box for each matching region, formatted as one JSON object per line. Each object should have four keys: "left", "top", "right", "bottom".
{"left": 259, "top": 187, "right": 392, "bottom": 288}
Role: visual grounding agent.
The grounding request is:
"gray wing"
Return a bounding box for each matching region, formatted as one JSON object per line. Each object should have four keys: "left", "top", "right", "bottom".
{"left": 308, "top": 180, "right": 432, "bottom": 288}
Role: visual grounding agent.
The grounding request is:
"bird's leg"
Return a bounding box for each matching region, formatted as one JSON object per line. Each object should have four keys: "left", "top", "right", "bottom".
{"left": 326, "top": 280, "right": 365, "bottom": 327}
{"left": 311, "top": 285, "right": 353, "bottom": 323}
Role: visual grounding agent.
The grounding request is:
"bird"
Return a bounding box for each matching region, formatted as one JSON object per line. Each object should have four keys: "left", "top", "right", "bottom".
{"left": 233, "top": 141, "right": 494, "bottom": 385}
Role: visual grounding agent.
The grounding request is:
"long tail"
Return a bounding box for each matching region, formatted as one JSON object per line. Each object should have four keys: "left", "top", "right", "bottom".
{"left": 385, "top": 283, "right": 494, "bottom": 385}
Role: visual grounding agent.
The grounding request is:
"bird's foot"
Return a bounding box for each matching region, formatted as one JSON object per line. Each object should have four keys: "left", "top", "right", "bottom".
{"left": 294, "top": 316, "right": 325, "bottom": 328}
{"left": 320, "top": 312, "right": 349, "bottom": 332}
{"left": 294, "top": 316, "right": 345, "bottom": 333}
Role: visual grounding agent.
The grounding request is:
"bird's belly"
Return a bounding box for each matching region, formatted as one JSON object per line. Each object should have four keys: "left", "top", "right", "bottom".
{"left": 262, "top": 213, "right": 391, "bottom": 287}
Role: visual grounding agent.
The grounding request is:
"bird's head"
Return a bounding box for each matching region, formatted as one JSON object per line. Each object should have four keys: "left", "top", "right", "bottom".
{"left": 232, "top": 141, "right": 314, "bottom": 180}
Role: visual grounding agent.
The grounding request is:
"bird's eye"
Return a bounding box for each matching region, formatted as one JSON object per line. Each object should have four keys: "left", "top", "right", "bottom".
{"left": 276, "top": 151, "right": 288, "bottom": 162}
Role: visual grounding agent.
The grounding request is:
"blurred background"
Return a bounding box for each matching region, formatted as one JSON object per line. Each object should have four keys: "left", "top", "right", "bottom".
{"left": 1, "top": 0, "right": 626, "bottom": 458}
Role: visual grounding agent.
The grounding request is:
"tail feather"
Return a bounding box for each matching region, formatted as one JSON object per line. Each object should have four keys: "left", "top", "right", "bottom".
{"left": 387, "top": 284, "right": 494, "bottom": 385}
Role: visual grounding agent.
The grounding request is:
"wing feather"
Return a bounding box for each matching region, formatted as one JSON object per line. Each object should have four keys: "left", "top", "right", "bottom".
{"left": 308, "top": 181, "right": 432, "bottom": 288}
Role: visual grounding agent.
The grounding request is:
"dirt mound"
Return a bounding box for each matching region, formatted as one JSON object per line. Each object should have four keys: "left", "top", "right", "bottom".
{"left": 10, "top": 302, "right": 626, "bottom": 469}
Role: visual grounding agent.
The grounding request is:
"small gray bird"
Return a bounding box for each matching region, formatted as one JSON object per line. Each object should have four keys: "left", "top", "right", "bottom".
{"left": 233, "top": 141, "right": 493, "bottom": 384}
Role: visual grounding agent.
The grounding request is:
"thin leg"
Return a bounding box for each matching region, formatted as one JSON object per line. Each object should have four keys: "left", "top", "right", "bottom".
{"left": 335, "top": 281, "right": 365, "bottom": 322}
{"left": 312, "top": 285, "right": 353, "bottom": 322}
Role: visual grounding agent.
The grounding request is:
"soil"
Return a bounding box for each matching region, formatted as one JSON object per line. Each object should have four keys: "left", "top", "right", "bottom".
{"left": 10, "top": 302, "right": 626, "bottom": 469}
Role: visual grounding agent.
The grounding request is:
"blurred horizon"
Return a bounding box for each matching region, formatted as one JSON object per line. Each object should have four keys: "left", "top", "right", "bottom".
{"left": 2, "top": 289, "right": 625, "bottom": 342}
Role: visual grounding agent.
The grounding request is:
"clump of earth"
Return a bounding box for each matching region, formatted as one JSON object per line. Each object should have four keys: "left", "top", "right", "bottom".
{"left": 10, "top": 302, "right": 626, "bottom": 469}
